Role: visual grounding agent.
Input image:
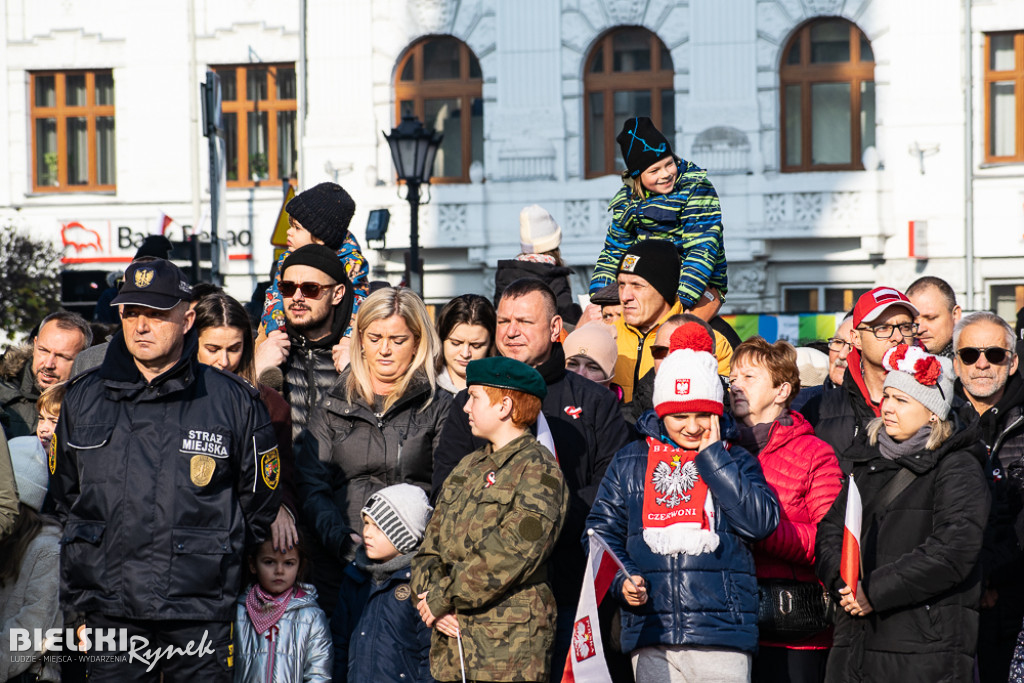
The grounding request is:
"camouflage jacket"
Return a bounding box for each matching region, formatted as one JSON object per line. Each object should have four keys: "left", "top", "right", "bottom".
{"left": 412, "top": 433, "right": 568, "bottom": 682}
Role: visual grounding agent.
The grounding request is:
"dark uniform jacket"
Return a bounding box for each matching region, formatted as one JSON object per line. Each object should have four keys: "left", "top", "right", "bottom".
{"left": 414, "top": 433, "right": 569, "bottom": 683}
{"left": 811, "top": 365, "right": 878, "bottom": 460}
{"left": 48, "top": 331, "right": 280, "bottom": 622}
{"left": 815, "top": 418, "right": 990, "bottom": 683}
{"left": 493, "top": 259, "right": 582, "bottom": 325}
{"left": 0, "top": 345, "right": 38, "bottom": 439}
{"left": 431, "top": 343, "right": 630, "bottom": 607}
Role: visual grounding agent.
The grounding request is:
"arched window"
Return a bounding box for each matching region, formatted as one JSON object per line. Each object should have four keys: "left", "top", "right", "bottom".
{"left": 584, "top": 27, "right": 675, "bottom": 178}
{"left": 395, "top": 36, "right": 483, "bottom": 183}
{"left": 780, "top": 18, "right": 875, "bottom": 172}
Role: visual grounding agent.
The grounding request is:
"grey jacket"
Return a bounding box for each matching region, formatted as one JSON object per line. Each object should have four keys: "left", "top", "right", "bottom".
{"left": 233, "top": 582, "right": 332, "bottom": 683}
{"left": 0, "top": 525, "right": 62, "bottom": 681}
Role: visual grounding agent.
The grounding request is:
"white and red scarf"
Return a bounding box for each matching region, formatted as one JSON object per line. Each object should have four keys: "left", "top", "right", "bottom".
{"left": 245, "top": 584, "right": 295, "bottom": 635}
{"left": 641, "top": 437, "right": 719, "bottom": 556}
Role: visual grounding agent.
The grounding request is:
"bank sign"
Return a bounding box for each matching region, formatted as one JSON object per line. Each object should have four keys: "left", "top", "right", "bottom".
{"left": 58, "top": 218, "right": 252, "bottom": 266}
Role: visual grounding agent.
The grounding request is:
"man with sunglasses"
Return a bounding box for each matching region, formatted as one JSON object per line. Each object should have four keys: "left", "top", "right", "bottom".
{"left": 255, "top": 244, "right": 353, "bottom": 441}
{"left": 812, "top": 287, "right": 919, "bottom": 459}
{"left": 952, "top": 312, "right": 1024, "bottom": 682}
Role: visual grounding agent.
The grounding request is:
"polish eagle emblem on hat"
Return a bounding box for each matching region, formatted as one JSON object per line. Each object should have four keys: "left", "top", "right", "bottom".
{"left": 134, "top": 267, "right": 155, "bottom": 288}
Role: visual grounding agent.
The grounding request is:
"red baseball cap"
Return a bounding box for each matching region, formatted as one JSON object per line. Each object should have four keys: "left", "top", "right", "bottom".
{"left": 852, "top": 287, "right": 919, "bottom": 328}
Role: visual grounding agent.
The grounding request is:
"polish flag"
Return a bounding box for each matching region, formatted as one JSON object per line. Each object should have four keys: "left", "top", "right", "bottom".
{"left": 840, "top": 475, "right": 862, "bottom": 600}
{"left": 157, "top": 212, "right": 174, "bottom": 236}
{"left": 561, "top": 531, "right": 624, "bottom": 683}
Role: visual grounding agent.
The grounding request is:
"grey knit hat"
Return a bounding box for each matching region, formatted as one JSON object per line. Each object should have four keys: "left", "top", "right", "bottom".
{"left": 286, "top": 182, "right": 355, "bottom": 250}
{"left": 882, "top": 344, "right": 954, "bottom": 420}
{"left": 361, "top": 484, "right": 432, "bottom": 554}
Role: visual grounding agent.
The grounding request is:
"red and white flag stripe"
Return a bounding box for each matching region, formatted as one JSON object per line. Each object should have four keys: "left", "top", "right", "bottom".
{"left": 840, "top": 475, "right": 862, "bottom": 600}
{"left": 561, "top": 531, "right": 623, "bottom": 683}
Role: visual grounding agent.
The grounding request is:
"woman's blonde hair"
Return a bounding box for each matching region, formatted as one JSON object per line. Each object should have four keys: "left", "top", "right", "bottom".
{"left": 346, "top": 287, "right": 439, "bottom": 412}
{"left": 867, "top": 416, "right": 954, "bottom": 451}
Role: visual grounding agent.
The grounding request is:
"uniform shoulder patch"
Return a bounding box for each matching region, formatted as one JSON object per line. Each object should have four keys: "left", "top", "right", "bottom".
{"left": 518, "top": 515, "right": 544, "bottom": 542}
{"left": 260, "top": 447, "right": 280, "bottom": 490}
{"left": 394, "top": 584, "right": 411, "bottom": 601}
{"left": 539, "top": 473, "right": 561, "bottom": 491}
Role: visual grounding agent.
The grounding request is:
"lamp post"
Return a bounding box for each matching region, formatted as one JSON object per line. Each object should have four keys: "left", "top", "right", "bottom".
{"left": 383, "top": 116, "right": 443, "bottom": 297}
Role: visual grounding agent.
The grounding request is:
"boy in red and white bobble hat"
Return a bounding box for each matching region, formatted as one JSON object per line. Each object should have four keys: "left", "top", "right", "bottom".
{"left": 586, "top": 322, "right": 780, "bottom": 681}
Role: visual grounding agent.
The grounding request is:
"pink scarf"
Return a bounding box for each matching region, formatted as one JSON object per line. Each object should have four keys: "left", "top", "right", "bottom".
{"left": 245, "top": 584, "right": 295, "bottom": 635}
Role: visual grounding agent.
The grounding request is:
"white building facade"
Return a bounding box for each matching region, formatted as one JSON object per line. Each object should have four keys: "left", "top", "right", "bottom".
{"left": 2, "top": 0, "right": 1024, "bottom": 318}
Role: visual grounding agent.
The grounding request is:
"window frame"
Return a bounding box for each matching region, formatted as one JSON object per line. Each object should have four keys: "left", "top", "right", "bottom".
{"left": 781, "top": 284, "right": 871, "bottom": 313}
{"left": 583, "top": 27, "right": 675, "bottom": 179}
{"left": 779, "top": 19, "right": 875, "bottom": 173}
{"left": 214, "top": 63, "right": 298, "bottom": 189}
{"left": 29, "top": 69, "right": 116, "bottom": 193}
{"left": 394, "top": 36, "right": 483, "bottom": 184}
{"left": 983, "top": 31, "right": 1024, "bottom": 164}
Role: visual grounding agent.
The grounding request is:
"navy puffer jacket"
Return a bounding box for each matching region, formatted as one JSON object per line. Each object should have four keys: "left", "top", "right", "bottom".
{"left": 585, "top": 411, "right": 780, "bottom": 654}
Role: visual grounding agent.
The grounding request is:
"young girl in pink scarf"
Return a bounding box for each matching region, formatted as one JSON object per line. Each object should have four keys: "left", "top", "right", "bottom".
{"left": 234, "top": 537, "right": 333, "bottom": 682}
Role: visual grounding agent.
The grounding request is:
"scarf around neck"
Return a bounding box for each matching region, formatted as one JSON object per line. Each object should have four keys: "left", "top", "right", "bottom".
{"left": 642, "top": 437, "right": 719, "bottom": 556}
{"left": 877, "top": 425, "right": 932, "bottom": 461}
{"left": 245, "top": 584, "right": 295, "bottom": 635}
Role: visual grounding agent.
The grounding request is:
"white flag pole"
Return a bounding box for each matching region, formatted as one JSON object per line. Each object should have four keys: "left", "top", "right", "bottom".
{"left": 587, "top": 529, "right": 639, "bottom": 591}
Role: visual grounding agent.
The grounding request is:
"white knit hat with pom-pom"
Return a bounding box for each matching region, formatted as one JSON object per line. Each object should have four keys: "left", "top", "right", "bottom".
{"left": 653, "top": 322, "right": 724, "bottom": 417}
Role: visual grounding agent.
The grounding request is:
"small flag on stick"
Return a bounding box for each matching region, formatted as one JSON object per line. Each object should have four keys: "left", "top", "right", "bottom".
{"left": 840, "top": 475, "right": 862, "bottom": 600}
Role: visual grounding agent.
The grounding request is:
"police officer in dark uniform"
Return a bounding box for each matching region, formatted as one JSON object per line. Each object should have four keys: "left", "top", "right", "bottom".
{"left": 48, "top": 258, "right": 280, "bottom": 682}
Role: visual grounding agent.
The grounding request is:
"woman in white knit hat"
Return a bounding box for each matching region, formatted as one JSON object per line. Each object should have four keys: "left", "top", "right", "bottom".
{"left": 586, "top": 321, "right": 779, "bottom": 682}
{"left": 493, "top": 204, "right": 584, "bottom": 325}
{"left": 815, "top": 344, "right": 989, "bottom": 683}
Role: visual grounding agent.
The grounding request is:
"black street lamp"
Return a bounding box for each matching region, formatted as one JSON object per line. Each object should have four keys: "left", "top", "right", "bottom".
{"left": 383, "top": 116, "right": 443, "bottom": 297}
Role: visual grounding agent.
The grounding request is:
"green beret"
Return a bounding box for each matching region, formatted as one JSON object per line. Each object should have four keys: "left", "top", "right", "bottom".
{"left": 466, "top": 357, "right": 547, "bottom": 399}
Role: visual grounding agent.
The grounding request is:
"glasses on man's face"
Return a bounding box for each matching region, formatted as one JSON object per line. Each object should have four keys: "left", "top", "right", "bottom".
{"left": 826, "top": 338, "right": 852, "bottom": 352}
{"left": 956, "top": 346, "right": 1012, "bottom": 365}
{"left": 651, "top": 345, "right": 671, "bottom": 360}
{"left": 857, "top": 322, "right": 918, "bottom": 340}
{"left": 279, "top": 281, "right": 333, "bottom": 300}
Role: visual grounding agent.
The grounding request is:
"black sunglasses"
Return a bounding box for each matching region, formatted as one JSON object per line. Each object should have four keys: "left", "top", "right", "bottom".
{"left": 651, "top": 345, "right": 670, "bottom": 360}
{"left": 957, "top": 346, "right": 1012, "bottom": 365}
{"left": 279, "top": 281, "right": 333, "bottom": 300}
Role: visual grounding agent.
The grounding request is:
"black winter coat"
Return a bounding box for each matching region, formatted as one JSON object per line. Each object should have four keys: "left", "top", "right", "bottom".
{"left": 493, "top": 259, "right": 582, "bottom": 325}
{"left": 810, "top": 367, "right": 877, "bottom": 460}
{"left": 431, "top": 343, "right": 631, "bottom": 606}
{"left": 295, "top": 370, "right": 450, "bottom": 613}
{"left": 815, "top": 418, "right": 990, "bottom": 683}
{"left": 48, "top": 331, "right": 280, "bottom": 621}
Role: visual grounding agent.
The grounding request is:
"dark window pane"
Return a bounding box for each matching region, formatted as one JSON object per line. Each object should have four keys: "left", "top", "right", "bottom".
{"left": 276, "top": 67, "right": 296, "bottom": 100}
{"left": 590, "top": 46, "right": 604, "bottom": 73}
{"left": 991, "top": 33, "right": 1015, "bottom": 71}
{"left": 471, "top": 97, "right": 483, "bottom": 164}
{"left": 97, "top": 116, "right": 115, "bottom": 185}
{"left": 785, "top": 85, "right": 802, "bottom": 166}
{"left": 400, "top": 54, "right": 415, "bottom": 81}
{"left": 613, "top": 29, "right": 652, "bottom": 72}
{"left": 784, "top": 288, "right": 816, "bottom": 312}
{"left": 399, "top": 100, "right": 415, "bottom": 118}
{"left": 860, "top": 81, "right": 875, "bottom": 154}
{"left": 661, "top": 45, "right": 673, "bottom": 71}
{"left": 222, "top": 112, "right": 238, "bottom": 181}
{"left": 786, "top": 42, "right": 801, "bottom": 65}
{"left": 660, "top": 90, "right": 675, "bottom": 145}
{"left": 247, "top": 111, "right": 269, "bottom": 179}
{"left": 218, "top": 69, "right": 237, "bottom": 101}
{"left": 587, "top": 92, "right": 605, "bottom": 173}
{"left": 811, "top": 82, "right": 851, "bottom": 164}
{"left": 66, "top": 74, "right": 86, "bottom": 106}
{"left": 66, "top": 117, "right": 89, "bottom": 185}
{"left": 277, "top": 110, "right": 297, "bottom": 179}
{"left": 423, "top": 38, "right": 460, "bottom": 79}
{"left": 859, "top": 34, "right": 874, "bottom": 62}
{"left": 96, "top": 73, "right": 114, "bottom": 105}
{"left": 247, "top": 69, "right": 268, "bottom": 101}
{"left": 990, "top": 81, "right": 1016, "bottom": 156}
{"left": 469, "top": 53, "right": 482, "bottom": 79}
{"left": 810, "top": 20, "right": 851, "bottom": 63}
{"left": 35, "top": 118, "right": 58, "bottom": 186}
{"left": 425, "top": 98, "right": 462, "bottom": 177}
{"left": 35, "top": 75, "right": 56, "bottom": 107}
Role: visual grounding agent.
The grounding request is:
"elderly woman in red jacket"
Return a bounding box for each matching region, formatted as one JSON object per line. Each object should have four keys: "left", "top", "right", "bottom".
{"left": 729, "top": 336, "right": 843, "bottom": 683}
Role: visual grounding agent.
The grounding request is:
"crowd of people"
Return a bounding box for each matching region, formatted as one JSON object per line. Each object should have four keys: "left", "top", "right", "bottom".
{"left": 1, "top": 116, "right": 1023, "bottom": 683}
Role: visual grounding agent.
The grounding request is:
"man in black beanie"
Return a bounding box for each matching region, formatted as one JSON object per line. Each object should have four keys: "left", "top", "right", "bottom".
{"left": 609, "top": 239, "right": 687, "bottom": 403}
{"left": 255, "top": 244, "right": 353, "bottom": 441}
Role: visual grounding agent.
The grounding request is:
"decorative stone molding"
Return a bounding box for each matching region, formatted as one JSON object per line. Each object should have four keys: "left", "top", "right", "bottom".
{"left": 764, "top": 193, "right": 787, "bottom": 223}
{"left": 564, "top": 199, "right": 596, "bottom": 238}
{"left": 496, "top": 139, "right": 556, "bottom": 181}
{"left": 829, "top": 191, "right": 860, "bottom": 222}
{"left": 409, "top": 0, "right": 457, "bottom": 34}
{"left": 793, "top": 192, "right": 823, "bottom": 223}
{"left": 438, "top": 203, "right": 467, "bottom": 241}
{"left": 692, "top": 127, "right": 751, "bottom": 175}
{"left": 732, "top": 266, "right": 767, "bottom": 294}
{"left": 606, "top": 0, "right": 648, "bottom": 25}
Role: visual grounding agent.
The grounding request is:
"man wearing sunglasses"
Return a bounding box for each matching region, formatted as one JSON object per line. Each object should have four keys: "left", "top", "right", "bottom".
{"left": 255, "top": 244, "right": 353, "bottom": 441}
{"left": 952, "top": 312, "right": 1024, "bottom": 683}
{"left": 812, "top": 287, "right": 918, "bottom": 459}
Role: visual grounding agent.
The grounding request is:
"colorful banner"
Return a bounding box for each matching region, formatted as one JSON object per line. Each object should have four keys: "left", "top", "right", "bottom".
{"left": 720, "top": 314, "right": 839, "bottom": 346}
